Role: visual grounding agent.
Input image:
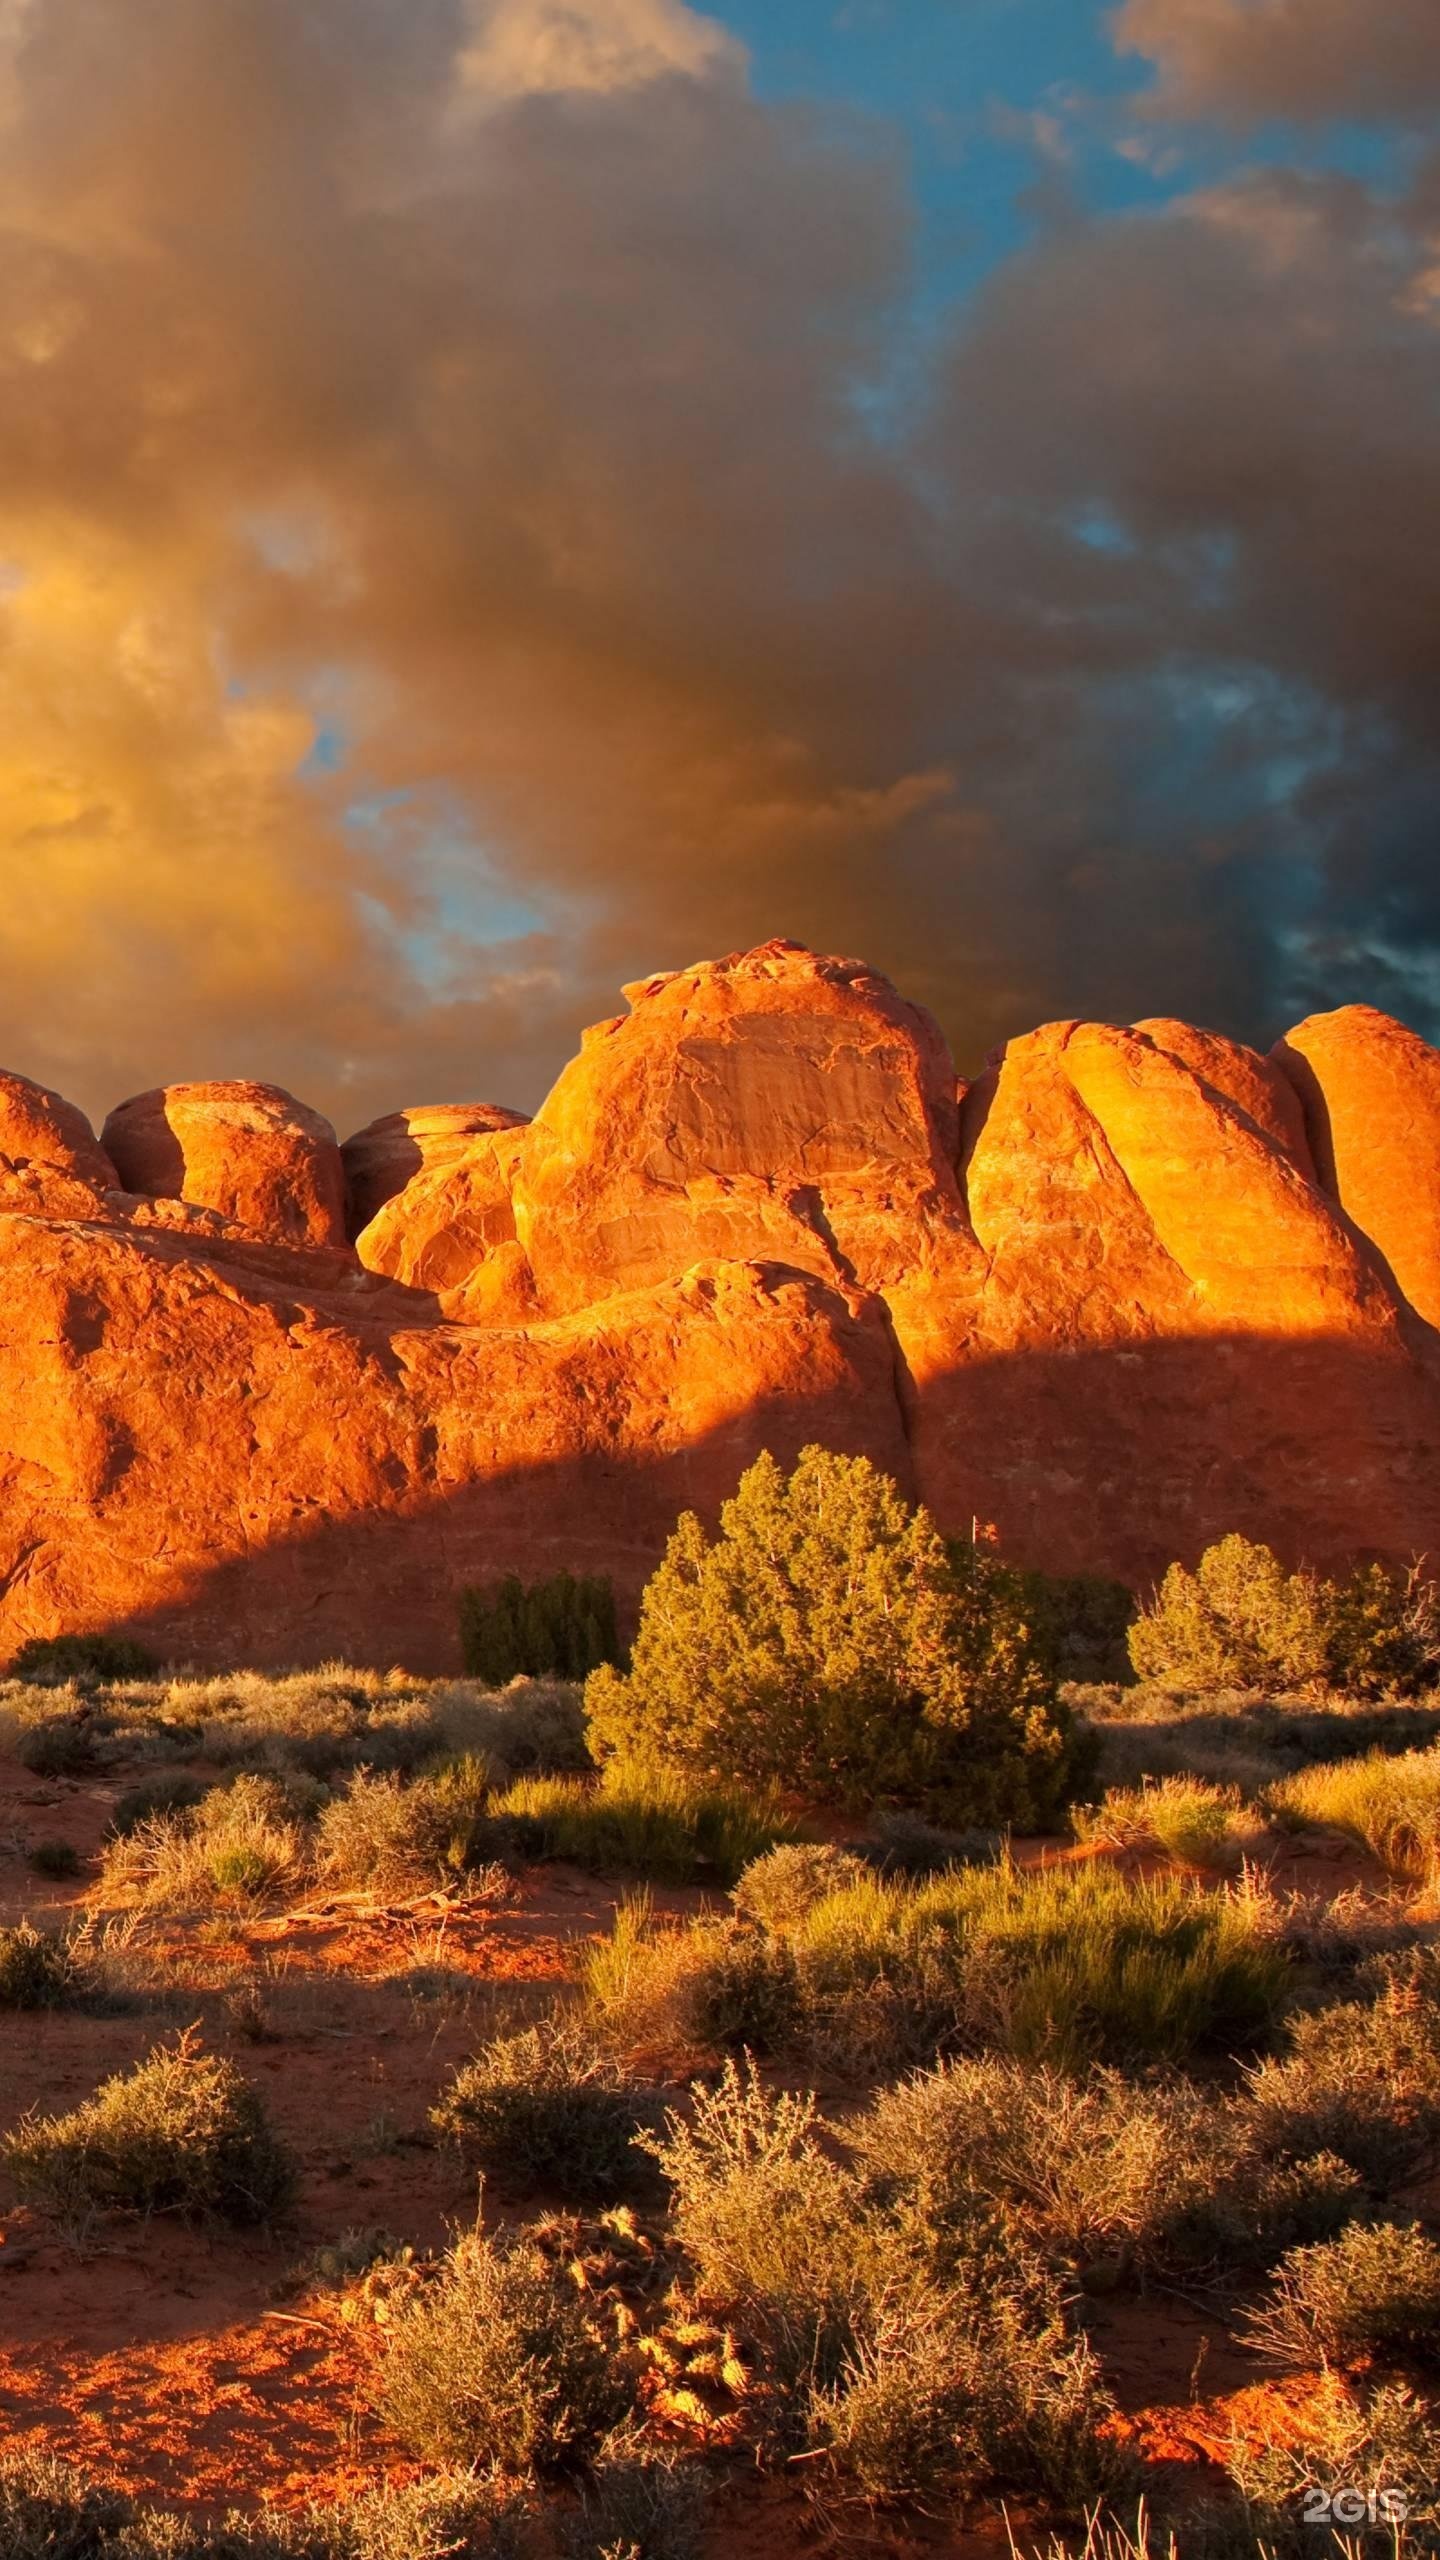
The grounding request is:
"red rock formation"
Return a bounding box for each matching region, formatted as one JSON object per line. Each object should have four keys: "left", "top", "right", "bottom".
{"left": 2, "top": 943, "right": 1439, "bottom": 1670}
{"left": 103, "top": 1081, "right": 347, "bottom": 1251}
{"left": 1273, "top": 1005, "right": 1440, "bottom": 1331}
{"left": 341, "top": 1102, "right": 529, "bottom": 1238}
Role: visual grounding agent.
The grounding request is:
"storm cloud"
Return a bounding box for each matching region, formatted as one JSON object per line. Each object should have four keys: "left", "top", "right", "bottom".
{"left": 0, "top": 0, "right": 1435, "bottom": 1129}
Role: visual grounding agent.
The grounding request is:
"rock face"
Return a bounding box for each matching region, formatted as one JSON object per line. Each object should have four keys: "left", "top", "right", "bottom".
{"left": 103, "top": 1082, "right": 347, "bottom": 1251}
{"left": 3, "top": 941, "right": 1440, "bottom": 1670}
{"left": 341, "top": 1103, "right": 529, "bottom": 1238}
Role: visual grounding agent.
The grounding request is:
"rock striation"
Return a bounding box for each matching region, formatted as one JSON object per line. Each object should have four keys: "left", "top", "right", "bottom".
{"left": 2, "top": 944, "right": 1439, "bottom": 1669}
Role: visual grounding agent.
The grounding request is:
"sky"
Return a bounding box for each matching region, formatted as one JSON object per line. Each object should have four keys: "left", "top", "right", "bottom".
{"left": 0, "top": 0, "right": 1436, "bottom": 1133}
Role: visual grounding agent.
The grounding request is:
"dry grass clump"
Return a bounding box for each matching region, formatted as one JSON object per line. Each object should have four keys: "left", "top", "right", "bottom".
{"left": 1225, "top": 2371, "right": 1440, "bottom": 2552}
{"left": 1269, "top": 1747, "right": 1440, "bottom": 1880}
{"left": 561, "top": 2448, "right": 708, "bottom": 2560}
{"left": 493, "top": 1761, "right": 789, "bottom": 1885}
{"left": 648, "top": 2060, "right": 1123, "bottom": 2508}
{"left": 851, "top": 2057, "right": 1360, "bottom": 2288}
{"left": 157, "top": 1664, "right": 589, "bottom": 1788}
{"left": 0, "top": 1919, "right": 92, "bottom": 2009}
{"left": 0, "top": 2449, "right": 532, "bottom": 2557}
{"left": 378, "top": 2221, "right": 633, "bottom": 2472}
{"left": 96, "top": 1775, "right": 307, "bottom": 1912}
{"left": 591, "top": 1859, "right": 1290, "bottom": 2078}
{"left": 732, "top": 1841, "right": 870, "bottom": 1928}
{"left": 4, "top": 2031, "right": 295, "bottom": 2227}
{"left": 432, "top": 2020, "right": 657, "bottom": 2201}
{"left": 314, "top": 1758, "right": 500, "bottom": 1892}
{"left": 1072, "top": 1777, "right": 1252, "bottom": 1868}
{"left": 1245, "top": 1948, "right": 1440, "bottom": 2190}
{"left": 1242, "top": 2222, "right": 1440, "bottom": 2370}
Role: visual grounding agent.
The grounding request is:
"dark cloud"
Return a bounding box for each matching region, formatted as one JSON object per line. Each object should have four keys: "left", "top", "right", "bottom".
{"left": 0, "top": 0, "right": 1435, "bottom": 1132}
{"left": 1113, "top": 0, "right": 1440, "bottom": 127}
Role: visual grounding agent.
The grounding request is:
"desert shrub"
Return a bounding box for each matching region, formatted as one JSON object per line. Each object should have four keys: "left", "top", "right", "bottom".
{"left": 585, "top": 1447, "right": 1082, "bottom": 1829}
{"left": 1010, "top": 1570, "right": 1138, "bottom": 1686}
{"left": 852, "top": 2056, "right": 1361, "bottom": 2288}
{"left": 107, "top": 1775, "right": 208, "bottom": 1837}
{"left": 97, "top": 1775, "right": 306, "bottom": 1911}
{"left": 589, "top": 1859, "right": 1288, "bottom": 2077}
{"left": 432, "top": 2022, "right": 656, "bottom": 2200}
{"left": 429, "top": 1676, "right": 592, "bottom": 1780}
{"left": 0, "top": 2450, "right": 530, "bottom": 2560}
{"left": 4, "top": 2031, "right": 295, "bottom": 2225}
{"left": 29, "top": 1837, "right": 82, "bottom": 1878}
{"left": 1269, "top": 1748, "right": 1440, "bottom": 1879}
{"left": 1244, "top": 2222, "right": 1440, "bottom": 2369}
{"left": 1130, "top": 1538, "right": 1437, "bottom": 1698}
{"left": 493, "top": 1761, "right": 787, "bottom": 1885}
{"left": 733, "top": 1841, "right": 870, "bottom": 1929}
{"left": 561, "top": 2450, "right": 708, "bottom": 2560}
{"left": 1246, "top": 1949, "right": 1440, "bottom": 2189}
{"left": 1073, "top": 1777, "right": 1250, "bottom": 1868}
{"left": 18, "top": 1710, "right": 103, "bottom": 1776}
{"left": 8, "top": 1633, "right": 157, "bottom": 1687}
{"left": 0, "top": 1920, "right": 88, "bottom": 2009}
{"left": 316, "top": 1759, "right": 496, "bottom": 1892}
{"left": 648, "top": 2062, "right": 1121, "bottom": 2506}
{"left": 378, "top": 2222, "right": 632, "bottom": 2472}
{"left": 1225, "top": 2373, "right": 1440, "bottom": 2553}
{"left": 460, "top": 1572, "right": 620, "bottom": 1686}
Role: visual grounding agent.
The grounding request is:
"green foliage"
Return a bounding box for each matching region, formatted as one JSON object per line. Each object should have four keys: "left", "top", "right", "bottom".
{"left": 4, "top": 2031, "right": 295, "bottom": 2225}
{"left": 493, "top": 1760, "right": 788, "bottom": 1884}
{"left": 432, "top": 2022, "right": 655, "bottom": 2200}
{"left": 0, "top": 1920, "right": 88, "bottom": 2009}
{"left": 586, "top": 1447, "right": 1081, "bottom": 1827}
{"left": 1130, "top": 1536, "right": 1438, "bottom": 1697}
{"left": 98, "top": 1775, "right": 307, "bottom": 1912}
{"left": 1244, "top": 2222, "right": 1440, "bottom": 2369}
{"left": 1073, "top": 1776, "right": 1249, "bottom": 1868}
{"left": 733, "top": 1842, "right": 870, "bottom": 1930}
{"left": 460, "top": 1572, "right": 619, "bottom": 1686}
{"left": 1269, "top": 1746, "right": 1440, "bottom": 1878}
{"left": 1006, "top": 1569, "right": 1138, "bottom": 1687}
{"left": 590, "top": 1857, "right": 1288, "bottom": 2080}
{"left": 378, "top": 2222, "right": 632, "bottom": 2472}
{"left": 8, "top": 1633, "right": 157, "bottom": 1687}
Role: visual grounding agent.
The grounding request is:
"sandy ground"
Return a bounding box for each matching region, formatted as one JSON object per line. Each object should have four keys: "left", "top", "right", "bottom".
{"left": 0, "top": 1749, "right": 1431, "bottom": 2555}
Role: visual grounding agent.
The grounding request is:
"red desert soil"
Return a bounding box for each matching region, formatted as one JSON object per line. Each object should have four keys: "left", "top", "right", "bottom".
{"left": 0, "top": 1744, "right": 1425, "bottom": 2551}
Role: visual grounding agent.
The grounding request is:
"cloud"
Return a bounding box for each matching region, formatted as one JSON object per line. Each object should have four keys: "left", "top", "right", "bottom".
{"left": 0, "top": 0, "right": 1436, "bottom": 1138}
{"left": 1113, "top": 0, "right": 1440, "bottom": 125}
{"left": 460, "top": 0, "right": 743, "bottom": 99}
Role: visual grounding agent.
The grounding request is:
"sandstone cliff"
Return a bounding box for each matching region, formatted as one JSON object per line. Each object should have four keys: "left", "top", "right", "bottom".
{"left": 1, "top": 944, "right": 1437, "bottom": 1669}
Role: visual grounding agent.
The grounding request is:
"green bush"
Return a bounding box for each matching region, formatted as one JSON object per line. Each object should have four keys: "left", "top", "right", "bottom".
{"left": 1008, "top": 1569, "right": 1137, "bottom": 1687}
{"left": 732, "top": 1841, "right": 870, "bottom": 1929}
{"left": 4, "top": 2032, "right": 295, "bottom": 2225}
{"left": 1130, "top": 1537, "right": 1438, "bottom": 1697}
{"left": 585, "top": 1447, "right": 1082, "bottom": 1828}
{"left": 0, "top": 1921, "right": 87, "bottom": 2010}
{"left": 1244, "top": 2222, "right": 1440, "bottom": 2369}
{"left": 432, "top": 2022, "right": 655, "bottom": 2201}
{"left": 378, "top": 2222, "right": 632, "bottom": 2472}
{"left": 460, "top": 1572, "right": 619, "bottom": 1686}
{"left": 493, "top": 1760, "right": 787, "bottom": 1884}
{"left": 8, "top": 1633, "right": 157, "bottom": 1687}
{"left": 97, "top": 1774, "right": 306, "bottom": 1911}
